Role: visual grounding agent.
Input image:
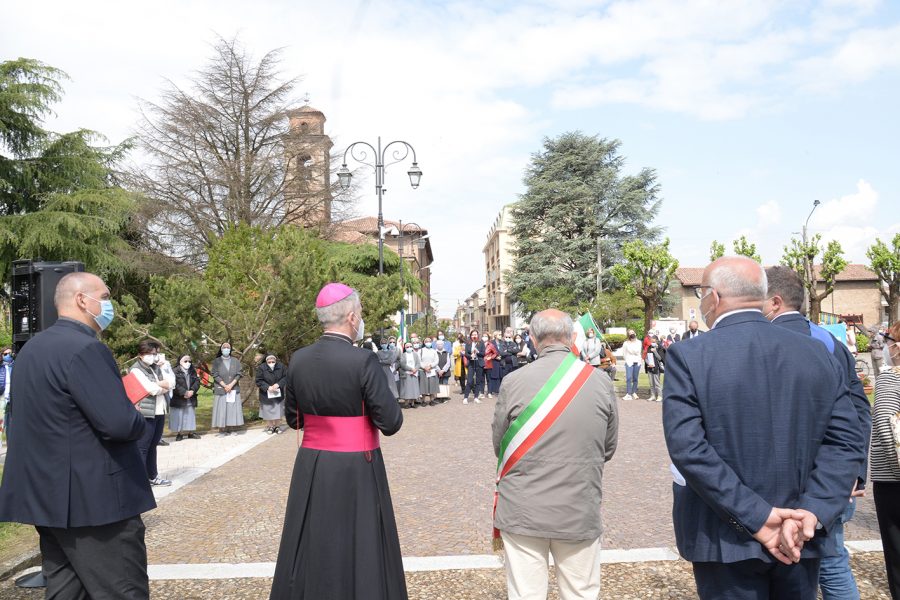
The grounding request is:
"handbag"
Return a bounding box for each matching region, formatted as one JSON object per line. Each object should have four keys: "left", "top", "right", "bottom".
{"left": 438, "top": 384, "right": 450, "bottom": 399}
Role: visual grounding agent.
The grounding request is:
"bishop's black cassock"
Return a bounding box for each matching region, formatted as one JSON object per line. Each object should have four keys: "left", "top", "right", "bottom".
{"left": 270, "top": 332, "right": 407, "bottom": 600}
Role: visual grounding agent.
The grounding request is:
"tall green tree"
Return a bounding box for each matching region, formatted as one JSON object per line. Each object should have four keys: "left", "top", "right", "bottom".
{"left": 867, "top": 233, "right": 900, "bottom": 325}
{"left": 509, "top": 132, "right": 661, "bottom": 312}
{"left": 0, "top": 58, "right": 148, "bottom": 288}
{"left": 732, "top": 235, "right": 761, "bottom": 262}
{"left": 709, "top": 240, "right": 725, "bottom": 262}
{"left": 611, "top": 239, "right": 679, "bottom": 334}
{"left": 782, "top": 234, "right": 847, "bottom": 324}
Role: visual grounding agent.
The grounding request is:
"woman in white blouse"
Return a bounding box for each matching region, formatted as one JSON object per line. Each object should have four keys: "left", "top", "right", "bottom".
{"left": 621, "top": 330, "right": 643, "bottom": 400}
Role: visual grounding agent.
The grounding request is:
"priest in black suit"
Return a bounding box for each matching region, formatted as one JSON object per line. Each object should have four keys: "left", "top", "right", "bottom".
{"left": 270, "top": 283, "right": 406, "bottom": 600}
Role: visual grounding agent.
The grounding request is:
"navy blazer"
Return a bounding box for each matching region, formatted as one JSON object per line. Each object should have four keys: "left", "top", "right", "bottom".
{"left": 0, "top": 319, "right": 155, "bottom": 528}
{"left": 464, "top": 341, "right": 486, "bottom": 369}
{"left": 772, "top": 312, "right": 872, "bottom": 488}
{"left": 663, "top": 311, "right": 865, "bottom": 563}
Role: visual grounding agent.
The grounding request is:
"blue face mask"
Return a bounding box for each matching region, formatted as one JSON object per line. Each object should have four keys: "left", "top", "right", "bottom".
{"left": 222, "top": 348, "right": 231, "bottom": 357}
{"left": 2, "top": 354, "right": 12, "bottom": 364}
{"left": 424, "top": 342, "right": 432, "bottom": 348}
{"left": 84, "top": 294, "right": 115, "bottom": 331}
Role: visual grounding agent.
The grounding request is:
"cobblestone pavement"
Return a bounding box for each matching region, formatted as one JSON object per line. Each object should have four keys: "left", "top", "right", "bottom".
{"left": 0, "top": 553, "right": 892, "bottom": 599}
{"left": 131, "top": 387, "right": 883, "bottom": 561}
{"left": 1, "top": 384, "right": 889, "bottom": 597}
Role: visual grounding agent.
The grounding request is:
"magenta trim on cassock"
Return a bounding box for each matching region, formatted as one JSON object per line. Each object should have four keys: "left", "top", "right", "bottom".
{"left": 300, "top": 415, "right": 380, "bottom": 452}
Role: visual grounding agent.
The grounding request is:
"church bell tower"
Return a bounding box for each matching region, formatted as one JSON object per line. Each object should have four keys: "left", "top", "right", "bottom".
{"left": 284, "top": 104, "right": 333, "bottom": 227}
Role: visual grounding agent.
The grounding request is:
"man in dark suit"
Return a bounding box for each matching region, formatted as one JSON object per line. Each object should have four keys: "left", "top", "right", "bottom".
{"left": 463, "top": 330, "right": 486, "bottom": 403}
{"left": 0, "top": 272, "right": 155, "bottom": 599}
{"left": 764, "top": 266, "right": 871, "bottom": 600}
{"left": 663, "top": 257, "right": 865, "bottom": 600}
{"left": 681, "top": 320, "right": 702, "bottom": 340}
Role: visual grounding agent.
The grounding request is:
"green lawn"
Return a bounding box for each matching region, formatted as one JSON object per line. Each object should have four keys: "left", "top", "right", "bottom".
{"left": 613, "top": 370, "right": 664, "bottom": 398}
{"left": 0, "top": 464, "right": 39, "bottom": 564}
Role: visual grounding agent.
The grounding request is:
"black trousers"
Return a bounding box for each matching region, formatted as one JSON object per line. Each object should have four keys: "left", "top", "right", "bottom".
{"left": 137, "top": 415, "right": 165, "bottom": 480}
{"left": 37, "top": 516, "right": 149, "bottom": 600}
{"left": 692, "top": 558, "right": 820, "bottom": 600}
{"left": 464, "top": 362, "right": 483, "bottom": 398}
{"left": 874, "top": 481, "right": 900, "bottom": 599}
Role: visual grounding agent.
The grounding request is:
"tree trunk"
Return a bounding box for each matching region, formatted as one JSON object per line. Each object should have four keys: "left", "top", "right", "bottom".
{"left": 809, "top": 296, "right": 822, "bottom": 325}
{"left": 643, "top": 300, "right": 656, "bottom": 336}
{"left": 889, "top": 288, "right": 899, "bottom": 326}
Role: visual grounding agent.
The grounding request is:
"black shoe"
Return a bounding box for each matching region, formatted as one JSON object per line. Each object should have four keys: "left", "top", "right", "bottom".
{"left": 175, "top": 434, "right": 184, "bottom": 442}
{"left": 188, "top": 433, "right": 201, "bottom": 440}
{"left": 158, "top": 439, "right": 169, "bottom": 446}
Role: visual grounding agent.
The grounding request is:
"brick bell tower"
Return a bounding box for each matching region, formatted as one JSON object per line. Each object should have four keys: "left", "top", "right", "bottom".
{"left": 284, "top": 103, "right": 333, "bottom": 227}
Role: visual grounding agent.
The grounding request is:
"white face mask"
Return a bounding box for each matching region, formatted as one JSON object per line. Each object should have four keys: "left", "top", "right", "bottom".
{"left": 353, "top": 313, "right": 365, "bottom": 342}
{"left": 181, "top": 361, "right": 191, "bottom": 369}
{"left": 141, "top": 354, "right": 157, "bottom": 366}
{"left": 267, "top": 362, "right": 276, "bottom": 370}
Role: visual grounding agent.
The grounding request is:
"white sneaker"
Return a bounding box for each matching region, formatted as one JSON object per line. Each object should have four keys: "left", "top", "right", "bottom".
{"left": 487, "top": 394, "right": 493, "bottom": 399}
{"left": 655, "top": 396, "right": 662, "bottom": 402}
{"left": 649, "top": 395, "right": 657, "bottom": 402}
{"left": 622, "top": 394, "right": 632, "bottom": 401}
{"left": 463, "top": 398, "right": 469, "bottom": 405}
{"left": 474, "top": 398, "right": 482, "bottom": 404}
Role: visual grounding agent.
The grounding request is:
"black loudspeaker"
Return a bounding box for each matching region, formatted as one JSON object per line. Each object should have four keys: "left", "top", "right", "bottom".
{"left": 11, "top": 259, "right": 85, "bottom": 353}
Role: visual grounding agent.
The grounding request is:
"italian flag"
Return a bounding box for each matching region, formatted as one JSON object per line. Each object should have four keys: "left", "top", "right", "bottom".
{"left": 572, "top": 312, "right": 602, "bottom": 355}
{"left": 492, "top": 352, "right": 595, "bottom": 550}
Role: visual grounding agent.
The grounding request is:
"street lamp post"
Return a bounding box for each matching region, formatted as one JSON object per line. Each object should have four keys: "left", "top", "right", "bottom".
{"left": 418, "top": 264, "right": 433, "bottom": 337}
{"left": 802, "top": 199, "right": 821, "bottom": 314}
{"left": 336, "top": 137, "right": 422, "bottom": 276}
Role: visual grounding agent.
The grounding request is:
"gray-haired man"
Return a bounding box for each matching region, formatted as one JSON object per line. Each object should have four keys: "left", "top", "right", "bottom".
{"left": 492, "top": 309, "right": 618, "bottom": 599}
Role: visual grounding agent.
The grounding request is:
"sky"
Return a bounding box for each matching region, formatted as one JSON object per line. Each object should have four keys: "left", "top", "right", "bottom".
{"left": 4, "top": 0, "right": 900, "bottom": 318}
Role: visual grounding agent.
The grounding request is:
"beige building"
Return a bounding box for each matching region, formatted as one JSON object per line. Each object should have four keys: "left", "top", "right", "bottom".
{"left": 454, "top": 287, "right": 487, "bottom": 335}
{"left": 284, "top": 105, "right": 333, "bottom": 227}
{"left": 333, "top": 217, "right": 433, "bottom": 319}
{"left": 483, "top": 205, "right": 517, "bottom": 332}
{"left": 672, "top": 264, "right": 886, "bottom": 329}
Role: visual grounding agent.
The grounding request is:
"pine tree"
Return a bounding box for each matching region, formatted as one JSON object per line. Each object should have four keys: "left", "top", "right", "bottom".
{"left": 508, "top": 132, "right": 661, "bottom": 317}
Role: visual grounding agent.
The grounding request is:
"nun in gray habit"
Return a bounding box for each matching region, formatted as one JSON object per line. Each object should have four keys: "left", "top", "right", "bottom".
{"left": 211, "top": 342, "right": 244, "bottom": 434}
{"left": 375, "top": 341, "right": 399, "bottom": 400}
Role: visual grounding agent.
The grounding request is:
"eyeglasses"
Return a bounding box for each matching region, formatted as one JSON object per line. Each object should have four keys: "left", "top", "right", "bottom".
{"left": 694, "top": 286, "right": 716, "bottom": 300}
{"left": 2, "top": 352, "right": 10, "bottom": 357}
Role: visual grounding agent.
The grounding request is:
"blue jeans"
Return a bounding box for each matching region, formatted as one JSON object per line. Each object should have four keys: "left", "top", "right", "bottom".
{"left": 625, "top": 363, "right": 640, "bottom": 395}
{"left": 819, "top": 498, "right": 859, "bottom": 600}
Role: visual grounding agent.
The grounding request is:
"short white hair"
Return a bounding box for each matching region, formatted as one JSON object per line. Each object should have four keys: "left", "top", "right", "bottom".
{"left": 709, "top": 260, "right": 767, "bottom": 300}
{"left": 530, "top": 311, "right": 574, "bottom": 345}
{"left": 315, "top": 291, "right": 361, "bottom": 327}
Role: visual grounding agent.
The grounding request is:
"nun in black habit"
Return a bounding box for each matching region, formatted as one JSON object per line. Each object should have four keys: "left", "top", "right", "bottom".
{"left": 270, "top": 283, "right": 407, "bottom": 600}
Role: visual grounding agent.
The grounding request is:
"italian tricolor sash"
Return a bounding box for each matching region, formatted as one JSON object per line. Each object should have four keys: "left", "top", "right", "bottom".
{"left": 492, "top": 353, "right": 595, "bottom": 551}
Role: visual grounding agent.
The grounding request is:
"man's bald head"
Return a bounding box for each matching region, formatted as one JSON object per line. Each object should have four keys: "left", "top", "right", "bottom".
{"left": 54, "top": 272, "right": 107, "bottom": 309}
{"left": 530, "top": 309, "right": 575, "bottom": 351}
{"left": 54, "top": 272, "right": 110, "bottom": 332}
{"left": 700, "top": 256, "right": 767, "bottom": 326}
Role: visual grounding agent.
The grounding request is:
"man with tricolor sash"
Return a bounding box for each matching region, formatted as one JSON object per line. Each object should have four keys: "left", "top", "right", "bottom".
{"left": 492, "top": 309, "right": 619, "bottom": 600}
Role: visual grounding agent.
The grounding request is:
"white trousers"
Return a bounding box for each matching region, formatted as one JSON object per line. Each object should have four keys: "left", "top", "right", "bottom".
{"left": 501, "top": 531, "right": 602, "bottom": 600}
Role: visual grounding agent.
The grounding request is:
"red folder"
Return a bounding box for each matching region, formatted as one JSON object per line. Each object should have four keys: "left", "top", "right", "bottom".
{"left": 122, "top": 372, "right": 147, "bottom": 405}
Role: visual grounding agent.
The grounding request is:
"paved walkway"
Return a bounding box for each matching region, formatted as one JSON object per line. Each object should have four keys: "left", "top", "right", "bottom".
{"left": 1, "top": 386, "right": 892, "bottom": 598}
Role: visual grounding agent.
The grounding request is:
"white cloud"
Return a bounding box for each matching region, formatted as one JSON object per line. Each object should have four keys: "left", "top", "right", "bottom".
{"left": 756, "top": 201, "right": 782, "bottom": 228}
{"left": 813, "top": 179, "right": 879, "bottom": 229}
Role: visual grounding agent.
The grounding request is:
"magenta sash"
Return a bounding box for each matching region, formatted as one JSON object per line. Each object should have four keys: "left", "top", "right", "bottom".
{"left": 300, "top": 415, "right": 380, "bottom": 452}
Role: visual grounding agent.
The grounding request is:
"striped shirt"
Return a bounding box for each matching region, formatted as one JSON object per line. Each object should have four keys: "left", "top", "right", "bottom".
{"left": 870, "top": 369, "right": 900, "bottom": 482}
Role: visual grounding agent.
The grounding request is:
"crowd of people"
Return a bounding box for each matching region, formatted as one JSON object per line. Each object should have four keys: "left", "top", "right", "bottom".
{"left": 365, "top": 327, "right": 537, "bottom": 407}
{"left": 0, "top": 268, "right": 898, "bottom": 600}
